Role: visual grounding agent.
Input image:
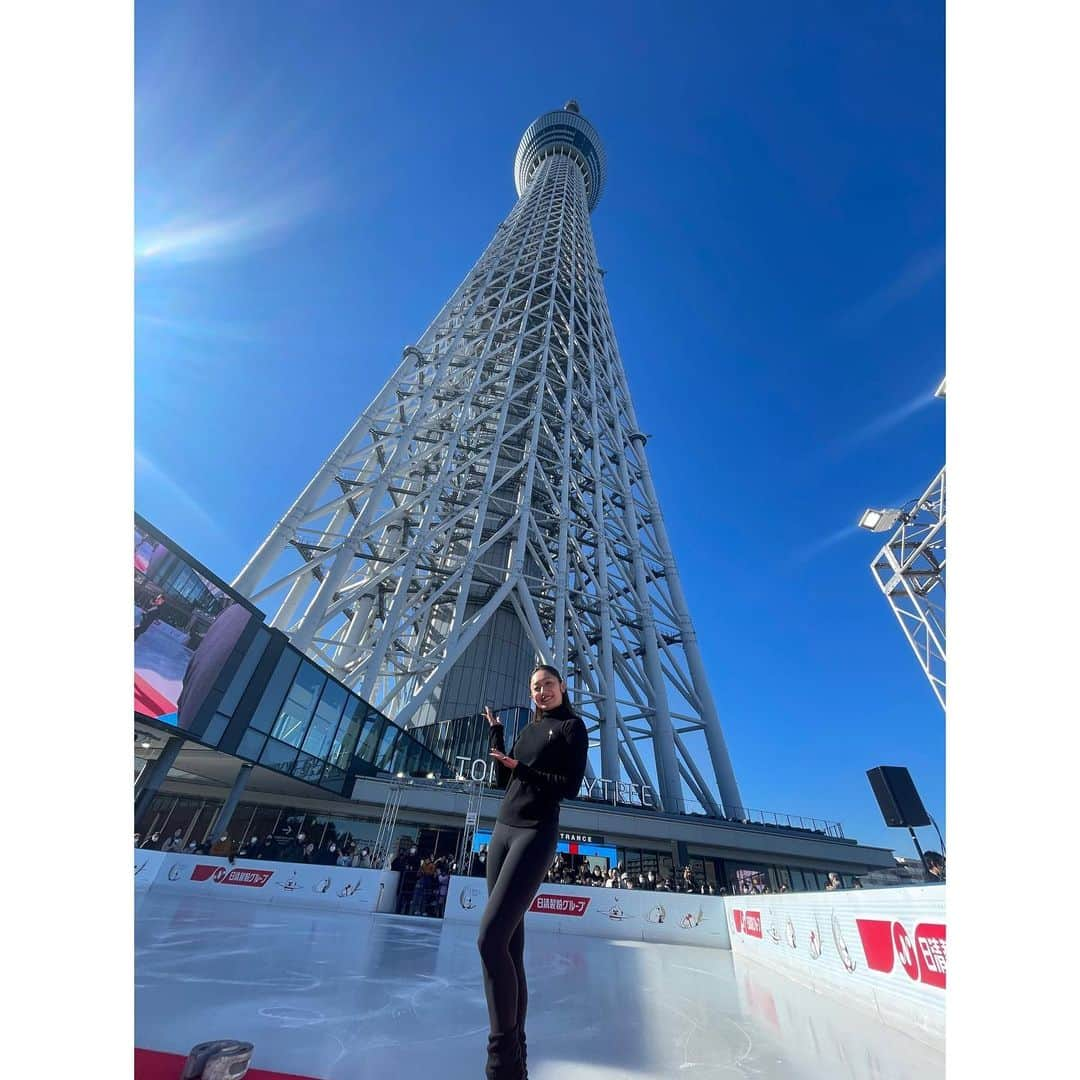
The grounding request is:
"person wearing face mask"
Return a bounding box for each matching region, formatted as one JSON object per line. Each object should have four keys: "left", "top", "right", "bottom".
{"left": 411, "top": 855, "right": 437, "bottom": 915}
{"left": 161, "top": 828, "right": 185, "bottom": 853}
{"left": 210, "top": 834, "right": 233, "bottom": 858}
{"left": 282, "top": 831, "right": 306, "bottom": 864}
{"left": 394, "top": 843, "right": 421, "bottom": 913}
{"left": 479, "top": 665, "right": 589, "bottom": 1080}
{"left": 472, "top": 847, "right": 489, "bottom": 878}
{"left": 336, "top": 845, "right": 353, "bottom": 868}
{"left": 352, "top": 846, "right": 372, "bottom": 869}
{"left": 435, "top": 860, "right": 451, "bottom": 916}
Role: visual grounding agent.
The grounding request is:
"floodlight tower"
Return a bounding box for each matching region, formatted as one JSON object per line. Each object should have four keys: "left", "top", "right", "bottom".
{"left": 234, "top": 102, "right": 745, "bottom": 817}
{"left": 860, "top": 379, "right": 946, "bottom": 708}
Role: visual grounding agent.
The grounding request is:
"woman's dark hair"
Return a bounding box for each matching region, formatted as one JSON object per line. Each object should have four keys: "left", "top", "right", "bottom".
{"left": 529, "top": 664, "right": 578, "bottom": 721}
{"left": 531, "top": 664, "right": 563, "bottom": 683}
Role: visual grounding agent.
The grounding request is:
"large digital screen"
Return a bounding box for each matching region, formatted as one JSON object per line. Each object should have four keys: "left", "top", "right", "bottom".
{"left": 134, "top": 516, "right": 262, "bottom": 728}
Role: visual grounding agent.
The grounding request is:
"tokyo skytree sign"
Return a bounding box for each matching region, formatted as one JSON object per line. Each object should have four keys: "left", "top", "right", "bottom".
{"left": 234, "top": 102, "right": 744, "bottom": 817}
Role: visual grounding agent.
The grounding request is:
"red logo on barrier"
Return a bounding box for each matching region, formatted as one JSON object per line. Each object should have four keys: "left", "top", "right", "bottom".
{"left": 190, "top": 864, "right": 220, "bottom": 882}
{"left": 856, "top": 918, "right": 946, "bottom": 988}
{"left": 217, "top": 868, "right": 273, "bottom": 888}
{"left": 893, "top": 922, "right": 919, "bottom": 980}
{"left": 915, "top": 923, "right": 946, "bottom": 988}
{"left": 529, "top": 893, "right": 590, "bottom": 917}
{"left": 732, "top": 910, "right": 763, "bottom": 938}
{"left": 856, "top": 919, "right": 895, "bottom": 973}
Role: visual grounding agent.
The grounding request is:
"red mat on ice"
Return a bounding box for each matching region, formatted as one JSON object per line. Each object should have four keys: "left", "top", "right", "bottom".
{"left": 135, "top": 1047, "right": 318, "bottom": 1080}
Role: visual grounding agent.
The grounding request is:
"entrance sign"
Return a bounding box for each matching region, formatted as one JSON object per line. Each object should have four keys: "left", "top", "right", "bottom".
{"left": 454, "top": 756, "right": 655, "bottom": 808}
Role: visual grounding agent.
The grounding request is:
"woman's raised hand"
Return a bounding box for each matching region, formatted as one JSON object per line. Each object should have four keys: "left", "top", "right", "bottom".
{"left": 484, "top": 705, "right": 502, "bottom": 727}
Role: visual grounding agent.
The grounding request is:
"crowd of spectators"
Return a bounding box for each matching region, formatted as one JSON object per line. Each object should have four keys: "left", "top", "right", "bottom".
{"left": 135, "top": 829, "right": 944, "bottom": 908}
{"left": 135, "top": 827, "right": 383, "bottom": 869}
{"left": 467, "top": 850, "right": 730, "bottom": 895}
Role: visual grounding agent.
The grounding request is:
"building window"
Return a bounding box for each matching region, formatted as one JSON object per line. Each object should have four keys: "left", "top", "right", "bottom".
{"left": 302, "top": 679, "right": 346, "bottom": 760}
{"left": 259, "top": 738, "right": 299, "bottom": 773}
{"left": 271, "top": 661, "right": 326, "bottom": 747}
{"left": 249, "top": 650, "right": 302, "bottom": 733}
{"left": 236, "top": 729, "right": 266, "bottom": 761}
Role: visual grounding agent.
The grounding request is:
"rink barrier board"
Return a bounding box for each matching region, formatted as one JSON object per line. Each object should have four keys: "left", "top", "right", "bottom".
{"left": 722, "top": 886, "right": 945, "bottom": 1048}
{"left": 134, "top": 850, "right": 167, "bottom": 893}
{"left": 445, "top": 875, "right": 732, "bottom": 948}
{"left": 445, "top": 875, "right": 943, "bottom": 1048}
{"left": 137, "top": 852, "right": 400, "bottom": 914}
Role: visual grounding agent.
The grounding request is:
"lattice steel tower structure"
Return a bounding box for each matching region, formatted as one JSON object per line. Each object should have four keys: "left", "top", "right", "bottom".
{"left": 234, "top": 102, "right": 744, "bottom": 817}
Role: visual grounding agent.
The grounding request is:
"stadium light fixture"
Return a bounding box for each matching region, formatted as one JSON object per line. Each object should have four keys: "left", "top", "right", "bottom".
{"left": 859, "top": 507, "right": 903, "bottom": 533}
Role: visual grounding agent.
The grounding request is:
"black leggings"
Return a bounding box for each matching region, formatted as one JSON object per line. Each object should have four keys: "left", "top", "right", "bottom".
{"left": 476, "top": 819, "right": 559, "bottom": 1038}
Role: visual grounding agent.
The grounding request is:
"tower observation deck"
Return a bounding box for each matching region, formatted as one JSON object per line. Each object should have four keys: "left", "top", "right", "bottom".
{"left": 234, "top": 102, "right": 744, "bottom": 818}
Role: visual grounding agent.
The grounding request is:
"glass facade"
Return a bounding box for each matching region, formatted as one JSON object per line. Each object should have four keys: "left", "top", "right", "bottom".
{"left": 194, "top": 630, "right": 450, "bottom": 800}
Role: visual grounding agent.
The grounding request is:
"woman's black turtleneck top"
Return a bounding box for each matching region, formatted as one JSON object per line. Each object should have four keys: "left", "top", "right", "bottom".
{"left": 489, "top": 702, "right": 589, "bottom": 828}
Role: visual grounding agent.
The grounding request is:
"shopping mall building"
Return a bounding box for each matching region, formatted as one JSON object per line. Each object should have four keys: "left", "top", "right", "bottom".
{"left": 134, "top": 516, "right": 896, "bottom": 892}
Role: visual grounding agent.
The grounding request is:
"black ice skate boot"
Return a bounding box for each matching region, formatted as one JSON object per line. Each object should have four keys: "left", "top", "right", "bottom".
{"left": 484, "top": 1026, "right": 523, "bottom": 1080}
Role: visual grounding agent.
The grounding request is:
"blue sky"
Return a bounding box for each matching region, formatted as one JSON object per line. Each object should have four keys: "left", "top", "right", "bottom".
{"left": 135, "top": 1, "right": 944, "bottom": 856}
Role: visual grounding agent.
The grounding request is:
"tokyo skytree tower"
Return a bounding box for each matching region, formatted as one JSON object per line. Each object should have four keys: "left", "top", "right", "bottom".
{"left": 234, "top": 102, "right": 743, "bottom": 817}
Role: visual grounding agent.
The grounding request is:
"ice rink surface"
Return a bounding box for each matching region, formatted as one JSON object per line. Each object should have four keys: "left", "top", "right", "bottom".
{"left": 135, "top": 893, "right": 943, "bottom": 1079}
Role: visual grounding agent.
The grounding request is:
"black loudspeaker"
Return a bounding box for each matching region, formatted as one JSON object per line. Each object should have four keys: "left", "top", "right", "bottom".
{"left": 866, "top": 766, "right": 931, "bottom": 828}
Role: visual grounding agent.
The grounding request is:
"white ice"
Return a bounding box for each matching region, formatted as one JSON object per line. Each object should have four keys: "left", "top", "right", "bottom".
{"left": 135, "top": 893, "right": 943, "bottom": 1079}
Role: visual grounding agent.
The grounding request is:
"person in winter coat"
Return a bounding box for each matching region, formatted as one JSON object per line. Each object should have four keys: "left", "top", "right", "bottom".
{"left": 395, "top": 845, "right": 421, "bottom": 913}
{"left": 161, "top": 828, "right": 185, "bottom": 853}
{"left": 411, "top": 857, "right": 437, "bottom": 915}
{"left": 436, "top": 862, "right": 451, "bottom": 916}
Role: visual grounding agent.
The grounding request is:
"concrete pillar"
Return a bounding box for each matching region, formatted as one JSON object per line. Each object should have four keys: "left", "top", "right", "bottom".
{"left": 208, "top": 763, "right": 255, "bottom": 840}
{"left": 133, "top": 736, "right": 184, "bottom": 821}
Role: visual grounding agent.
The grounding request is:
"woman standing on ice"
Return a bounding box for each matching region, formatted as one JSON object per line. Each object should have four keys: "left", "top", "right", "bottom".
{"left": 479, "top": 665, "right": 589, "bottom": 1080}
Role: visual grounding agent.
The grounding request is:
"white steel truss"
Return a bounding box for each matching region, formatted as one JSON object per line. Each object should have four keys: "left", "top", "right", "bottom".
{"left": 870, "top": 467, "right": 946, "bottom": 709}
{"left": 234, "top": 103, "right": 744, "bottom": 817}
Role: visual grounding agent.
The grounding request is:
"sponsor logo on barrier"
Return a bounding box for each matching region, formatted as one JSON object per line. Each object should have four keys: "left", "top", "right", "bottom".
{"left": 855, "top": 919, "right": 947, "bottom": 988}
{"left": 680, "top": 907, "right": 704, "bottom": 929}
{"left": 732, "top": 909, "right": 763, "bottom": 938}
{"left": 646, "top": 905, "right": 666, "bottom": 925}
{"left": 187, "top": 863, "right": 272, "bottom": 888}
{"left": 832, "top": 912, "right": 857, "bottom": 972}
{"left": 277, "top": 873, "right": 300, "bottom": 892}
{"left": 314, "top": 878, "right": 331, "bottom": 894}
{"left": 599, "top": 896, "right": 626, "bottom": 920}
{"left": 168, "top": 864, "right": 182, "bottom": 881}
{"left": 459, "top": 885, "right": 483, "bottom": 910}
{"left": 786, "top": 917, "right": 797, "bottom": 950}
{"left": 339, "top": 881, "right": 362, "bottom": 898}
{"left": 767, "top": 908, "right": 781, "bottom": 944}
{"left": 530, "top": 893, "right": 590, "bottom": 917}
{"left": 856, "top": 918, "right": 894, "bottom": 973}
{"left": 915, "top": 924, "right": 946, "bottom": 988}
{"left": 894, "top": 922, "right": 919, "bottom": 979}
{"left": 217, "top": 868, "right": 273, "bottom": 888}
{"left": 808, "top": 915, "right": 823, "bottom": 959}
